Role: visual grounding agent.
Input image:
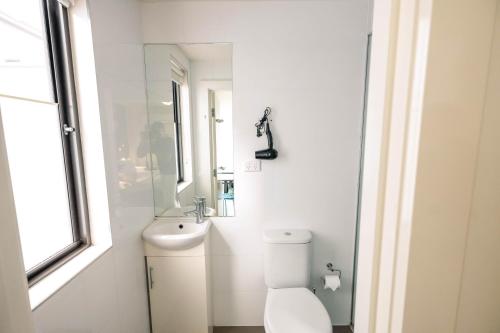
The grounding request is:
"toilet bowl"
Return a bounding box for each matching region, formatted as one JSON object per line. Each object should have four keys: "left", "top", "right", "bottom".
{"left": 264, "top": 288, "right": 332, "bottom": 333}
{"left": 263, "top": 229, "right": 333, "bottom": 333}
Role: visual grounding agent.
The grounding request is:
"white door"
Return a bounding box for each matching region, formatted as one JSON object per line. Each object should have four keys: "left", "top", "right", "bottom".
{"left": 147, "top": 256, "right": 209, "bottom": 333}
{"left": 208, "top": 90, "right": 218, "bottom": 214}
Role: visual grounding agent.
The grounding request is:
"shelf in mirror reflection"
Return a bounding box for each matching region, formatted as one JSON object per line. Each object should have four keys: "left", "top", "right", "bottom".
{"left": 161, "top": 206, "right": 216, "bottom": 217}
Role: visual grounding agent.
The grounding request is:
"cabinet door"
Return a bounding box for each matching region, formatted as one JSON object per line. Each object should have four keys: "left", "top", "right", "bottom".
{"left": 147, "top": 256, "right": 208, "bottom": 333}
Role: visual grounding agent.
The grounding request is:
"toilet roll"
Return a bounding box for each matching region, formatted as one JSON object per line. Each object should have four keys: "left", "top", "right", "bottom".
{"left": 322, "top": 273, "right": 341, "bottom": 292}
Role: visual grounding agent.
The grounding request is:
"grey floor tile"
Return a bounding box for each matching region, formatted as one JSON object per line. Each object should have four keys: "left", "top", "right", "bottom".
{"left": 214, "top": 327, "right": 264, "bottom": 333}
{"left": 213, "top": 326, "right": 351, "bottom": 333}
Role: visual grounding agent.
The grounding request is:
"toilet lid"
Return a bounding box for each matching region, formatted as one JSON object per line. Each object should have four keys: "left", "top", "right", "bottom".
{"left": 265, "top": 288, "right": 332, "bottom": 333}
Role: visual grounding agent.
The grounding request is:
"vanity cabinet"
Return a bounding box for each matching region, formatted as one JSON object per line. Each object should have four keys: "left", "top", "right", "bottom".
{"left": 145, "top": 237, "right": 212, "bottom": 333}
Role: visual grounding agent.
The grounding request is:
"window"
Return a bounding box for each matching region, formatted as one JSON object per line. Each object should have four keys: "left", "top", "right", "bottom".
{"left": 0, "top": 0, "right": 90, "bottom": 285}
{"left": 171, "top": 78, "right": 185, "bottom": 183}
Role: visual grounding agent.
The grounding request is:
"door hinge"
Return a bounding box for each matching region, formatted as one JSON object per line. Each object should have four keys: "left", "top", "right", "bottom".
{"left": 63, "top": 124, "right": 76, "bottom": 135}
{"left": 213, "top": 169, "right": 217, "bottom": 177}
{"left": 211, "top": 108, "right": 215, "bottom": 117}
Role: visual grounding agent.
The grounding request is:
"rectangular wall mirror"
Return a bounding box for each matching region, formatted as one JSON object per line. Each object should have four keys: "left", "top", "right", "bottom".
{"left": 144, "top": 43, "right": 234, "bottom": 217}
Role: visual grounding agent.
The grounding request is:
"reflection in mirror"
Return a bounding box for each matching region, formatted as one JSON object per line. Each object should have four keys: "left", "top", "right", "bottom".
{"left": 144, "top": 43, "right": 234, "bottom": 217}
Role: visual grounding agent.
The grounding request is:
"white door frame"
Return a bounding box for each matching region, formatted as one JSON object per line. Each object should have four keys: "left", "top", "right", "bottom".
{"left": 208, "top": 89, "right": 218, "bottom": 213}
{"left": 353, "top": 0, "right": 434, "bottom": 331}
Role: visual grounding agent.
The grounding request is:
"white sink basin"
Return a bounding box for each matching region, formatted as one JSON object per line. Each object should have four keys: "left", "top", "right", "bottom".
{"left": 142, "top": 219, "right": 211, "bottom": 251}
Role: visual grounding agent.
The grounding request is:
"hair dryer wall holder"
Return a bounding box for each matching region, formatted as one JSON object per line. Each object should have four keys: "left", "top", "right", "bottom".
{"left": 255, "top": 107, "right": 278, "bottom": 160}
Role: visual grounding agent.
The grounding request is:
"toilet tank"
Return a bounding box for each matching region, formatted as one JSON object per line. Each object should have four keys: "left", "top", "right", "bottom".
{"left": 263, "top": 229, "right": 312, "bottom": 288}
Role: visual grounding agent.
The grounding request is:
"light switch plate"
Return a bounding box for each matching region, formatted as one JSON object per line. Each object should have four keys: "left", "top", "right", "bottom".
{"left": 244, "top": 160, "right": 261, "bottom": 172}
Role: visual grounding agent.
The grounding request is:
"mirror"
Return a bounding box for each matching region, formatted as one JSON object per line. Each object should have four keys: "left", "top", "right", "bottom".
{"left": 143, "top": 43, "right": 234, "bottom": 217}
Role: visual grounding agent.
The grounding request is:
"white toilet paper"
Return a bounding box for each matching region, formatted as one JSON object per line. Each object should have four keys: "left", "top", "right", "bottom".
{"left": 322, "top": 273, "right": 341, "bottom": 292}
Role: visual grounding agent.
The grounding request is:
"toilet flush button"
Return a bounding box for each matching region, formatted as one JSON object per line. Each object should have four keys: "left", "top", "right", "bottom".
{"left": 284, "top": 232, "right": 292, "bottom": 236}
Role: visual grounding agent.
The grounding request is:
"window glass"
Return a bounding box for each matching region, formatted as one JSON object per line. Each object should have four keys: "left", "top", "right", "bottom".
{"left": 0, "top": 0, "right": 90, "bottom": 282}
{"left": 0, "top": 97, "right": 74, "bottom": 272}
{"left": 0, "top": 0, "right": 53, "bottom": 101}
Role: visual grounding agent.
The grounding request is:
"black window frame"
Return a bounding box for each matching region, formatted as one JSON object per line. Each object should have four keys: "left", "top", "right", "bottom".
{"left": 172, "top": 80, "right": 184, "bottom": 183}
{"left": 26, "top": 0, "right": 91, "bottom": 286}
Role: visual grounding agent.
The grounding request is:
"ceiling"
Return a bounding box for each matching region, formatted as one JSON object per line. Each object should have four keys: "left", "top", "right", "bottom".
{"left": 178, "top": 43, "right": 232, "bottom": 62}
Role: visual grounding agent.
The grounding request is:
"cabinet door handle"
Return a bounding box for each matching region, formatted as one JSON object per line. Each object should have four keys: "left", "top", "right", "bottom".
{"left": 149, "top": 266, "right": 154, "bottom": 289}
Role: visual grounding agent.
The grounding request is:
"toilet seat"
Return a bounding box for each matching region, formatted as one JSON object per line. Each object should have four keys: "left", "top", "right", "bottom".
{"left": 264, "top": 288, "right": 332, "bottom": 333}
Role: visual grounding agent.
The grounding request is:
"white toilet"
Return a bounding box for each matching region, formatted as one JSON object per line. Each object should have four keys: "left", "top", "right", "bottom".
{"left": 263, "top": 229, "right": 332, "bottom": 333}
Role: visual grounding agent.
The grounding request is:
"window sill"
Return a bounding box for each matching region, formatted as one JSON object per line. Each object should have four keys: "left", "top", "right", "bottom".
{"left": 177, "top": 180, "right": 192, "bottom": 194}
{"left": 28, "top": 243, "right": 111, "bottom": 310}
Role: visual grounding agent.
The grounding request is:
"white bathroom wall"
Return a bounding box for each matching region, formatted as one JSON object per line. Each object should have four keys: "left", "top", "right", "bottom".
{"left": 0, "top": 113, "right": 35, "bottom": 333}
{"left": 142, "top": 0, "right": 371, "bottom": 325}
{"left": 32, "top": 0, "right": 154, "bottom": 332}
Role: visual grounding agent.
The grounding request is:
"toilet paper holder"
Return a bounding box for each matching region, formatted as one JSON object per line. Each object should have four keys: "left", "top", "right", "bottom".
{"left": 326, "top": 263, "right": 342, "bottom": 278}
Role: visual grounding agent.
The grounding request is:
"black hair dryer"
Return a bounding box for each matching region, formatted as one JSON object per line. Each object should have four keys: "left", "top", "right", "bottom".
{"left": 255, "top": 107, "right": 278, "bottom": 160}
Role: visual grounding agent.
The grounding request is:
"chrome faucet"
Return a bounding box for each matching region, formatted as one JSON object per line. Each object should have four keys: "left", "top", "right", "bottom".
{"left": 185, "top": 196, "right": 207, "bottom": 223}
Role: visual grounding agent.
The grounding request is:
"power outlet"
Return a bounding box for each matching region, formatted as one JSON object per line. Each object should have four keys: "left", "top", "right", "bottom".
{"left": 244, "top": 160, "right": 261, "bottom": 172}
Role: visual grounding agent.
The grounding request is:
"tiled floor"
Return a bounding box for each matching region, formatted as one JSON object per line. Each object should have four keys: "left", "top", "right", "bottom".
{"left": 332, "top": 327, "right": 353, "bottom": 333}
{"left": 213, "top": 326, "right": 352, "bottom": 333}
{"left": 214, "top": 328, "right": 263, "bottom": 333}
